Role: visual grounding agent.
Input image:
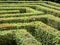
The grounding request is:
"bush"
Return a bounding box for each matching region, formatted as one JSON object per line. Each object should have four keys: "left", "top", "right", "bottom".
{"left": 15, "top": 30, "right": 42, "bottom": 45}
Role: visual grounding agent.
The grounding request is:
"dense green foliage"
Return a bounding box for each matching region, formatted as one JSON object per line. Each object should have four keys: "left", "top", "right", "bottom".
{"left": 0, "top": 1, "right": 60, "bottom": 45}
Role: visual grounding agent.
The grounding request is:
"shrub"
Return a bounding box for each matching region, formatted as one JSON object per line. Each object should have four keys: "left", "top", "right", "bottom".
{"left": 15, "top": 30, "right": 42, "bottom": 45}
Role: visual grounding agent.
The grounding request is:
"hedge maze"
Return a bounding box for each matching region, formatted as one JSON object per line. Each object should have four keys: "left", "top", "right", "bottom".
{"left": 0, "top": 1, "right": 60, "bottom": 45}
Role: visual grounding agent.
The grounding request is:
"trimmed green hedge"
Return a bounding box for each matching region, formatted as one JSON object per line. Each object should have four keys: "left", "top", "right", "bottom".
{"left": 0, "top": 30, "right": 15, "bottom": 45}
{"left": 15, "top": 30, "right": 42, "bottom": 45}
{"left": 0, "top": 10, "right": 19, "bottom": 14}
{"left": 0, "top": 11, "right": 44, "bottom": 18}
{"left": 34, "top": 21, "right": 60, "bottom": 45}
{"left": 46, "top": 1, "right": 60, "bottom": 7}
{"left": 33, "top": 5, "right": 60, "bottom": 17}
{"left": 0, "top": 7, "right": 36, "bottom": 13}
{"left": 39, "top": 3, "right": 60, "bottom": 11}
{"left": 0, "top": 1, "right": 60, "bottom": 45}
{"left": 0, "top": 14, "right": 60, "bottom": 30}
{"left": 0, "top": 21, "right": 60, "bottom": 45}
{"left": 0, "top": 29, "right": 42, "bottom": 45}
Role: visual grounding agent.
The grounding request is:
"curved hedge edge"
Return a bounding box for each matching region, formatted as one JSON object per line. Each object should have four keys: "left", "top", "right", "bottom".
{"left": 0, "top": 21, "right": 60, "bottom": 45}
{"left": 0, "top": 14, "right": 60, "bottom": 30}
{"left": 0, "top": 30, "right": 15, "bottom": 45}
{"left": 34, "top": 21, "right": 60, "bottom": 45}
{"left": 15, "top": 30, "right": 42, "bottom": 45}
